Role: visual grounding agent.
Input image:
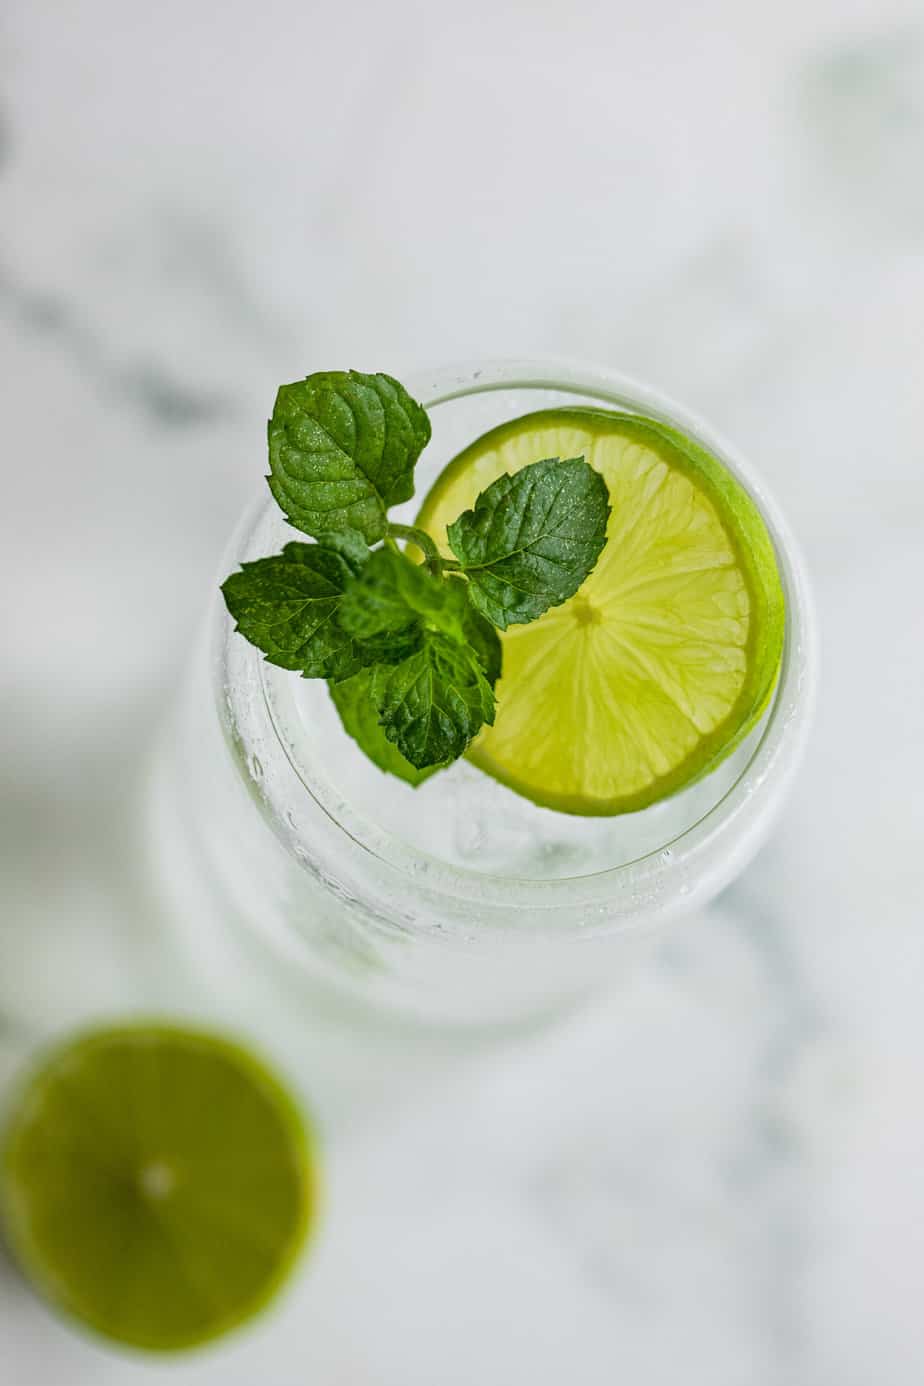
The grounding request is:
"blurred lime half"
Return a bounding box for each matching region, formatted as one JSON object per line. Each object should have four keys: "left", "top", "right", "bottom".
{"left": 1, "top": 1024, "right": 316, "bottom": 1352}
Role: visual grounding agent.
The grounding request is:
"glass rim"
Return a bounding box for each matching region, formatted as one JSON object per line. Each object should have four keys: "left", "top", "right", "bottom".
{"left": 231, "top": 357, "right": 816, "bottom": 928}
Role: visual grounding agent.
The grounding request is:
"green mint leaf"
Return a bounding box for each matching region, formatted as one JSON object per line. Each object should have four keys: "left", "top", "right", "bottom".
{"left": 336, "top": 547, "right": 433, "bottom": 641}
{"left": 222, "top": 540, "right": 379, "bottom": 682}
{"left": 311, "top": 528, "right": 370, "bottom": 576}
{"left": 446, "top": 456, "right": 610, "bottom": 629}
{"left": 372, "top": 632, "right": 496, "bottom": 769}
{"left": 329, "top": 668, "right": 441, "bottom": 786}
{"left": 338, "top": 548, "right": 458, "bottom": 640}
{"left": 457, "top": 594, "right": 502, "bottom": 685}
{"left": 268, "top": 370, "right": 430, "bottom": 543}
{"left": 337, "top": 548, "right": 503, "bottom": 687}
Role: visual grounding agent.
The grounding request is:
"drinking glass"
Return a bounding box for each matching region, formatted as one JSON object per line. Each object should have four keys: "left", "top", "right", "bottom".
{"left": 147, "top": 360, "right": 816, "bottom": 1030}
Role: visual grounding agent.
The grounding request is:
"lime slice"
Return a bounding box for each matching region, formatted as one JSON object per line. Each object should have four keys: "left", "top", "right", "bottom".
{"left": 1, "top": 1024, "right": 316, "bottom": 1352}
{"left": 418, "top": 408, "right": 785, "bottom": 815}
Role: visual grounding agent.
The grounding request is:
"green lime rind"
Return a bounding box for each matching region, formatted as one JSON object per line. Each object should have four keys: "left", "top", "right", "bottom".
{"left": 1, "top": 1023, "right": 318, "bottom": 1354}
{"left": 567, "top": 407, "right": 786, "bottom": 742}
{"left": 417, "top": 407, "right": 786, "bottom": 816}
{"left": 563, "top": 408, "right": 786, "bottom": 750}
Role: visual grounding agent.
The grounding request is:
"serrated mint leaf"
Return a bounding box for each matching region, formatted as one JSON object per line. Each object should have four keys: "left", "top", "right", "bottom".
{"left": 268, "top": 370, "right": 430, "bottom": 543}
{"left": 311, "top": 528, "right": 370, "bottom": 577}
{"left": 456, "top": 590, "right": 502, "bottom": 685}
{"left": 329, "top": 668, "right": 440, "bottom": 787}
{"left": 371, "top": 632, "right": 496, "bottom": 769}
{"left": 446, "top": 456, "right": 610, "bottom": 629}
{"left": 336, "top": 548, "right": 431, "bottom": 641}
{"left": 222, "top": 540, "right": 375, "bottom": 682}
{"left": 337, "top": 549, "right": 503, "bottom": 688}
{"left": 338, "top": 548, "right": 457, "bottom": 640}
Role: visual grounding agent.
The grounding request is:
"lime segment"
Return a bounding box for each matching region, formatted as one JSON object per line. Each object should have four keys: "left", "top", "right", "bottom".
{"left": 1, "top": 1025, "right": 316, "bottom": 1352}
{"left": 418, "top": 408, "right": 785, "bottom": 815}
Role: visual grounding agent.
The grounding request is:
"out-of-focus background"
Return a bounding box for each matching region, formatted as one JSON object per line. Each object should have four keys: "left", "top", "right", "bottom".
{"left": 2, "top": 1, "right": 923, "bottom": 1381}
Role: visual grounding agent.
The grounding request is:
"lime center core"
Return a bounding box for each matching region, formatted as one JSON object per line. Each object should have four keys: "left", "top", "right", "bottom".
{"left": 139, "top": 1160, "right": 176, "bottom": 1201}
{"left": 571, "top": 596, "right": 603, "bottom": 627}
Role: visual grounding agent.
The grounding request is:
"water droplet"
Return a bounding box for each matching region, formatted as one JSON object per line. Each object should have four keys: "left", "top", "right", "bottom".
{"left": 249, "top": 753, "right": 264, "bottom": 780}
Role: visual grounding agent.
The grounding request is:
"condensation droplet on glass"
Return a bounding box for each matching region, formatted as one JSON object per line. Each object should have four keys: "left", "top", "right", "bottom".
{"left": 249, "top": 753, "right": 264, "bottom": 780}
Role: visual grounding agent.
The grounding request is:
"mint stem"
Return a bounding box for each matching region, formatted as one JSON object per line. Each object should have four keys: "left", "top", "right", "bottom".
{"left": 387, "top": 523, "right": 444, "bottom": 577}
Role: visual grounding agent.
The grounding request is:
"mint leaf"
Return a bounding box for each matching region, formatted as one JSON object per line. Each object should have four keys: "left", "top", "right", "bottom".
{"left": 446, "top": 457, "right": 610, "bottom": 628}
{"left": 310, "top": 528, "right": 370, "bottom": 575}
{"left": 457, "top": 593, "right": 502, "bottom": 685}
{"left": 329, "top": 668, "right": 440, "bottom": 787}
{"left": 338, "top": 548, "right": 502, "bottom": 686}
{"left": 372, "top": 632, "right": 495, "bottom": 769}
{"left": 221, "top": 540, "right": 383, "bottom": 682}
{"left": 268, "top": 371, "right": 430, "bottom": 543}
{"left": 336, "top": 547, "right": 435, "bottom": 641}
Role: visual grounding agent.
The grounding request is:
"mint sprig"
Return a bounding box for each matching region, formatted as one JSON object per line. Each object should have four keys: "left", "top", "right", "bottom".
{"left": 222, "top": 370, "right": 610, "bottom": 781}
{"left": 338, "top": 548, "right": 500, "bottom": 679}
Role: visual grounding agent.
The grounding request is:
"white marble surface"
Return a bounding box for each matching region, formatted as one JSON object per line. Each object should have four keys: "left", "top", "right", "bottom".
{"left": 2, "top": 1, "right": 924, "bottom": 1381}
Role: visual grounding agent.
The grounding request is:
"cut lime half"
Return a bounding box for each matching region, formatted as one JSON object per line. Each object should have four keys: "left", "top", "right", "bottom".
{"left": 417, "top": 408, "right": 785, "bottom": 815}
{"left": 1, "top": 1024, "right": 316, "bottom": 1353}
